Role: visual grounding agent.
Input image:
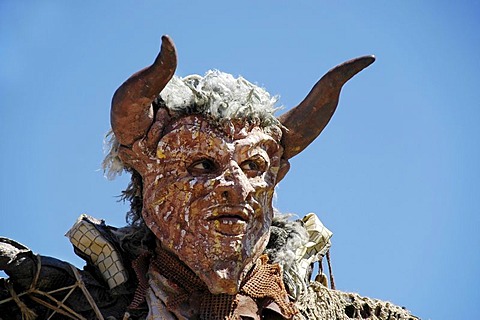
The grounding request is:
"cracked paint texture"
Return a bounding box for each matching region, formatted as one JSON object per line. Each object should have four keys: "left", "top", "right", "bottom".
{"left": 124, "top": 114, "right": 284, "bottom": 294}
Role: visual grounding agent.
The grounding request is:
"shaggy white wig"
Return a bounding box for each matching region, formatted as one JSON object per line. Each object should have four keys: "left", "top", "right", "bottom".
{"left": 103, "top": 70, "right": 282, "bottom": 179}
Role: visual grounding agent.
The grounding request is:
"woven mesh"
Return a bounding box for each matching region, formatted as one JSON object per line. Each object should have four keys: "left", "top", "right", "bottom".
{"left": 151, "top": 248, "right": 206, "bottom": 292}
{"left": 241, "top": 255, "right": 298, "bottom": 318}
{"left": 200, "top": 294, "right": 238, "bottom": 320}
{"left": 132, "top": 247, "right": 297, "bottom": 319}
{"left": 129, "top": 252, "right": 151, "bottom": 309}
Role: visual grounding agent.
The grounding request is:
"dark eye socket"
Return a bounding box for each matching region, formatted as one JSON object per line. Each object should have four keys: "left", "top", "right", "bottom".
{"left": 241, "top": 161, "right": 259, "bottom": 171}
{"left": 240, "top": 156, "right": 267, "bottom": 177}
{"left": 188, "top": 158, "right": 218, "bottom": 175}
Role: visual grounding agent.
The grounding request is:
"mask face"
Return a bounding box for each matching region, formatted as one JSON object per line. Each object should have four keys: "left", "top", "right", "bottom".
{"left": 141, "top": 115, "right": 283, "bottom": 294}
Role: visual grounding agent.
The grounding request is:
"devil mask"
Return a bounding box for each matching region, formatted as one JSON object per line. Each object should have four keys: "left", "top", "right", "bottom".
{"left": 109, "top": 36, "right": 374, "bottom": 294}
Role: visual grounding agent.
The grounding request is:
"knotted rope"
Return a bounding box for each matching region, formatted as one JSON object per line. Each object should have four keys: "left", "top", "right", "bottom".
{"left": 0, "top": 255, "right": 105, "bottom": 320}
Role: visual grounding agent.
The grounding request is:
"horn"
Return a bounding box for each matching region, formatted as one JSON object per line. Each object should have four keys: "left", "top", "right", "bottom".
{"left": 278, "top": 55, "right": 375, "bottom": 159}
{"left": 111, "top": 35, "right": 177, "bottom": 146}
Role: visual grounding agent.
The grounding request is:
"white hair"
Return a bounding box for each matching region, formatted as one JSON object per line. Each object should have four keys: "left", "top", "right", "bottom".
{"left": 161, "top": 70, "right": 281, "bottom": 127}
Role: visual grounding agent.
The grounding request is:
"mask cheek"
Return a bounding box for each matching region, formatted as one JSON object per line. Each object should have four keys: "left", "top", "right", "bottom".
{"left": 142, "top": 178, "right": 185, "bottom": 227}
{"left": 251, "top": 177, "right": 274, "bottom": 202}
{"left": 142, "top": 191, "right": 172, "bottom": 239}
{"left": 243, "top": 212, "right": 272, "bottom": 259}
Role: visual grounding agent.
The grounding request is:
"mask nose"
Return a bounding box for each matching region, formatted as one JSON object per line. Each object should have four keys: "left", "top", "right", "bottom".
{"left": 214, "top": 161, "right": 254, "bottom": 203}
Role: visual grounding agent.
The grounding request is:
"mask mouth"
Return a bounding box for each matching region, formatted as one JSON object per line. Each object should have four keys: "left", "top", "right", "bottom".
{"left": 206, "top": 205, "right": 253, "bottom": 236}
{"left": 207, "top": 204, "right": 252, "bottom": 220}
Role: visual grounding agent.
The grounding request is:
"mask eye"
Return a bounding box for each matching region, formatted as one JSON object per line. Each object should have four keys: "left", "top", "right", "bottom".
{"left": 188, "top": 158, "right": 218, "bottom": 175}
{"left": 241, "top": 161, "right": 259, "bottom": 171}
{"left": 241, "top": 156, "right": 267, "bottom": 177}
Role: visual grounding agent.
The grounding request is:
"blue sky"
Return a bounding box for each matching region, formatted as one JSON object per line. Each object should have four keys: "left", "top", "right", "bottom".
{"left": 1, "top": 1, "right": 479, "bottom": 319}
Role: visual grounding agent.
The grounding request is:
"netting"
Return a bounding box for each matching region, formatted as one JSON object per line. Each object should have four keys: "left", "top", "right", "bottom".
{"left": 139, "top": 247, "right": 296, "bottom": 319}
{"left": 241, "top": 255, "right": 297, "bottom": 318}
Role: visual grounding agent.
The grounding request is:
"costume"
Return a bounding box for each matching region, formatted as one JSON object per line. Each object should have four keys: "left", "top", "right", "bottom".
{"left": 0, "top": 36, "right": 418, "bottom": 319}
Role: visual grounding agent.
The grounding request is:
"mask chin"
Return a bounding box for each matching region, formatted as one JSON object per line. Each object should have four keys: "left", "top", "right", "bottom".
{"left": 201, "top": 260, "right": 245, "bottom": 294}
{"left": 196, "top": 231, "right": 271, "bottom": 295}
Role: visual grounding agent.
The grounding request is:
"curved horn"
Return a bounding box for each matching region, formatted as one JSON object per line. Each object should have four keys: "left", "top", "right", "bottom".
{"left": 278, "top": 55, "right": 375, "bottom": 159}
{"left": 111, "top": 35, "right": 177, "bottom": 146}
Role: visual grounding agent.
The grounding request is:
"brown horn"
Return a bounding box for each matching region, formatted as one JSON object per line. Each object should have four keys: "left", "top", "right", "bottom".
{"left": 278, "top": 55, "right": 375, "bottom": 159}
{"left": 111, "top": 35, "right": 177, "bottom": 146}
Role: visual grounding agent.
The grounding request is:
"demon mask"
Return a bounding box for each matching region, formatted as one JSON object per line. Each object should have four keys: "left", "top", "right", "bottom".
{"left": 109, "top": 36, "right": 374, "bottom": 294}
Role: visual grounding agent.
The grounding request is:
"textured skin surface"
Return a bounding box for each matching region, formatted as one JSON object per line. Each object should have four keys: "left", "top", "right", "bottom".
{"left": 126, "top": 115, "right": 284, "bottom": 295}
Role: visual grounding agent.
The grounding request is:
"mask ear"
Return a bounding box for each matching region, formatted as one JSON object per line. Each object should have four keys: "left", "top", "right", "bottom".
{"left": 275, "top": 159, "right": 290, "bottom": 184}
{"left": 278, "top": 55, "right": 375, "bottom": 160}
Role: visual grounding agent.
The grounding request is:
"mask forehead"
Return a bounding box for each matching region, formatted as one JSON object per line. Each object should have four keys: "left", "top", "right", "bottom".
{"left": 157, "top": 115, "right": 282, "bottom": 162}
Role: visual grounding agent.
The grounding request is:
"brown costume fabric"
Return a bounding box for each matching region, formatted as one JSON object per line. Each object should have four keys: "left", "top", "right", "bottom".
{"left": 240, "top": 255, "right": 297, "bottom": 317}
{"left": 130, "top": 247, "right": 297, "bottom": 319}
{"left": 129, "top": 252, "right": 151, "bottom": 309}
